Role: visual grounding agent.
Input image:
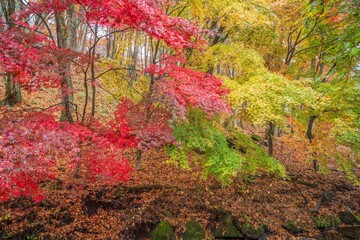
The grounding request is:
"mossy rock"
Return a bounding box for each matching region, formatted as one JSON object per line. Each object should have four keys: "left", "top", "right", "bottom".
{"left": 339, "top": 211, "right": 356, "bottom": 224}
{"left": 355, "top": 215, "right": 360, "bottom": 223}
{"left": 214, "top": 215, "right": 243, "bottom": 238}
{"left": 150, "top": 221, "right": 176, "bottom": 240}
{"left": 241, "top": 224, "right": 265, "bottom": 239}
{"left": 251, "top": 134, "right": 262, "bottom": 142}
{"left": 182, "top": 220, "right": 206, "bottom": 240}
{"left": 314, "top": 215, "right": 340, "bottom": 230}
{"left": 282, "top": 221, "right": 301, "bottom": 234}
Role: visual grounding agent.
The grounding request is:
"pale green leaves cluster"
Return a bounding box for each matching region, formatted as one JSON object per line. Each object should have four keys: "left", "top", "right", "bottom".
{"left": 203, "top": 43, "right": 266, "bottom": 76}
{"left": 224, "top": 70, "right": 326, "bottom": 126}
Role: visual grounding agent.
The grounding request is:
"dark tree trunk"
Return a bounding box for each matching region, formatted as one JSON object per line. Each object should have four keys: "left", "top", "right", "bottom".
{"left": 1, "top": 0, "right": 22, "bottom": 106}
{"left": 56, "top": 12, "right": 74, "bottom": 123}
{"left": 2, "top": 74, "right": 22, "bottom": 106}
{"left": 306, "top": 115, "right": 317, "bottom": 142}
{"left": 206, "top": 24, "right": 225, "bottom": 75}
{"left": 136, "top": 149, "right": 143, "bottom": 170}
{"left": 306, "top": 115, "right": 318, "bottom": 171}
{"left": 267, "top": 122, "right": 275, "bottom": 156}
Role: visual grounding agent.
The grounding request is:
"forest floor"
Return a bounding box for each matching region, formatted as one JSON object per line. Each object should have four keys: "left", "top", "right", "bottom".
{"left": 1, "top": 137, "right": 360, "bottom": 239}
{"left": 1, "top": 84, "right": 360, "bottom": 240}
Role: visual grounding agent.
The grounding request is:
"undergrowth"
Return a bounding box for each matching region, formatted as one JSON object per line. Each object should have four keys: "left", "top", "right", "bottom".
{"left": 167, "top": 109, "right": 286, "bottom": 184}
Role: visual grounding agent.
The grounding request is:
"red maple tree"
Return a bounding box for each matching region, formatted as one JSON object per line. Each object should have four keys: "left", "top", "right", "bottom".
{"left": 0, "top": 0, "right": 229, "bottom": 202}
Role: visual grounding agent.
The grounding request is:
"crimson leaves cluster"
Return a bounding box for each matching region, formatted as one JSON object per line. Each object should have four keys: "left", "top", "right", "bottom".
{"left": 0, "top": 111, "right": 132, "bottom": 202}
{"left": 146, "top": 55, "right": 230, "bottom": 119}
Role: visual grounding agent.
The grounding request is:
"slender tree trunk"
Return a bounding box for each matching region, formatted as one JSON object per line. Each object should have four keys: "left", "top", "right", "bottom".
{"left": 80, "top": 24, "right": 88, "bottom": 53}
{"left": 90, "top": 23, "right": 99, "bottom": 120}
{"left": 1, "top": 0, "right": 22, "bottom": 106}
{"left": 111, "top": 33, "right": 117, "bottom": 59}
{"left": 231, "top": 106, "right": 239, "bottom": 128}
{"left": 106, "top": 27, "right": 111, "bottom": 58}
{"left": 267, "top": 122, "right": 275, "bottom": 156}
{"left": 306, "top": 115, "right": 317, "bottom": 142}
{"left": 306, "top": 115, "right": 318, "bottom": 171}
{"left": 129, "top": 31, "right": 139, "bottom": 85}
{"left": 136, "top": 149, "right": 142, "bottom": 170}
{"left": 207, "top": 24, "right": 225, "bottom": 75}
{"left": 2, "top": 74, "right": 22, "bottom": 106}
{"left": 56, "top": 12, "right": 74, "bottom": 123}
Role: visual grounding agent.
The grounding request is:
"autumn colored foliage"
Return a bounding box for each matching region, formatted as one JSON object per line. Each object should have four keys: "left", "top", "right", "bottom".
{"left": 0, "top": 110, "right": 133, "bottom": 202}
{"left": 0, "top": 0, "right": 229, "bottom": 202}
{"left": 0, "top": 0, "right": 359, "bottom": 208}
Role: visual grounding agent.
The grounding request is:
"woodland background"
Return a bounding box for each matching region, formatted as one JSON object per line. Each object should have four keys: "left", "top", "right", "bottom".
{"left": 0, "top": 0, "right": 359, "bottom": 239}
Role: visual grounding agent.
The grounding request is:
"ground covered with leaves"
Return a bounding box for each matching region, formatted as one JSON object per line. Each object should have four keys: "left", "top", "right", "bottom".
{"left": 1, "top": 143, "right": 359, "bottom": 239}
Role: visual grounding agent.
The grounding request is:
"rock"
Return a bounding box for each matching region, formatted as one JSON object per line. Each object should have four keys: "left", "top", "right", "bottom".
{"left": 182, "top": 220, "right": 206, "bottom": 240}
{"left": 150, "top": 221, "right": 176, "bottom": 240}
{"left": 282, "top": 221, "right": 301, "bottom": 234}
{"left": 258, "top": 234, "right": 267, "bottom": 240}
{"left": 339, "top": 211, "right": 357, "bottom": 224}
{"left": 214, "top": 215, "right": 243, "bottom": 239}
{"left": 322, "top": 227, "right": 360, "bottom": 240}
{"left": 251, "top": 134, "right": 261, "bottom": 142}
{"left": 241, "top": 224, "right": 265, "bottom": 239}
{"left": 356, "top": 215, "right": 360, "bottom": 224}
{"left": 337, "top": 226, "right": 360, "bottom": 239}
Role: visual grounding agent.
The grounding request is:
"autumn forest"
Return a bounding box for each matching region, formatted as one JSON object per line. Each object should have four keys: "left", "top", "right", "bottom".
{"left": 0, "top": 0, "right": 359, "bottom": 239}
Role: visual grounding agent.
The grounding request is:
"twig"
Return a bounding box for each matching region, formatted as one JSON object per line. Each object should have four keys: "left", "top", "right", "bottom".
{"left": 22, "top": 102, "right": 64, "bottom": 112}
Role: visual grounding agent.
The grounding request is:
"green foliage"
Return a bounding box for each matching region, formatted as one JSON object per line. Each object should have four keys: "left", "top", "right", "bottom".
{"left": 227, "top": 129, "right": 287, "bottom": 177}
{"left": 188, "top": 0, "right": 272, "bottom": 30}
{"left": 202, "top": 43, "right": 266, "bottom": 77}
{"left": 283, "top": 221, "right": 301, "bottom": 234}
{"left": 168, "top": 110, "right": 286, "bottom": 183}
{"left": 168, "top": 109, "right": 244, "bottom": 185}
{"left": 334, "top": 155, "right": 360, "bottom": 186}
{"left": 0, "top": 212, "right": 11, "bottom": 222}
{"left": 225, "top": 72, "right": 325, "bottom": 126}
{"left": 314, "top": 215, "right": 340, "bottom": 229}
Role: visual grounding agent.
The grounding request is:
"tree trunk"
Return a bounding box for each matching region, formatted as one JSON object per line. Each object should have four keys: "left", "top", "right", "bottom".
{"left": 2, "top": 74, "right": 22, "bottom": 106}
{"left": 267, "top": 122, "right": 275, "bottom": 156}
{"left": 136, "top": 149, "right": 143, "bottom": 170}
{"left": 306, "top": 115, "right": 317, "bottom": 142}
{"left": 56, "top": 12, "right": 74, "bottom": 123}
{"left": 1, "top": 0, "right": 22, "bottom": 106}
{"left": 306, "top": 115, "right": 318, "bottom": 171}
{"left": 231, "top": 106, "right": 239, "bottom": 128}
{"left": 206, "top": 24, "right": 225, "bottom": 75}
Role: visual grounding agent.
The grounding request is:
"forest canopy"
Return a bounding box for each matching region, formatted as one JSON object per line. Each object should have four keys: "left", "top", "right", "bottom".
{"left": 0, "top": 0, "right": 359, "bottom": 205}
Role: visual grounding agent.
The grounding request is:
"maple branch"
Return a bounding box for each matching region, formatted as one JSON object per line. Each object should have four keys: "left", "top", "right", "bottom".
{"left": 94, "top": 67, "right": 140, "bottom": 80}
{"left": 22, "top": 102, "right": 64, "bottom": 112}
{"left": 69, "top": 102, "right": 80, "bottom": 122}
{"left": 292, "top": 38, "right": 340, "bottom": 58}
{"left": 96, "top": 28, "right": 131, "bottom": 41}
{"left": 96, "top": 85, "right": 121, "bottom": 104}
{"left": 0, "top": 21, "right": 51, "bottom": 38}
{"left": 33, "top": 13, "right": 56, "bottom": 44}
{"left": 168, "top": 4, "right": 189, "bottom": 17}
